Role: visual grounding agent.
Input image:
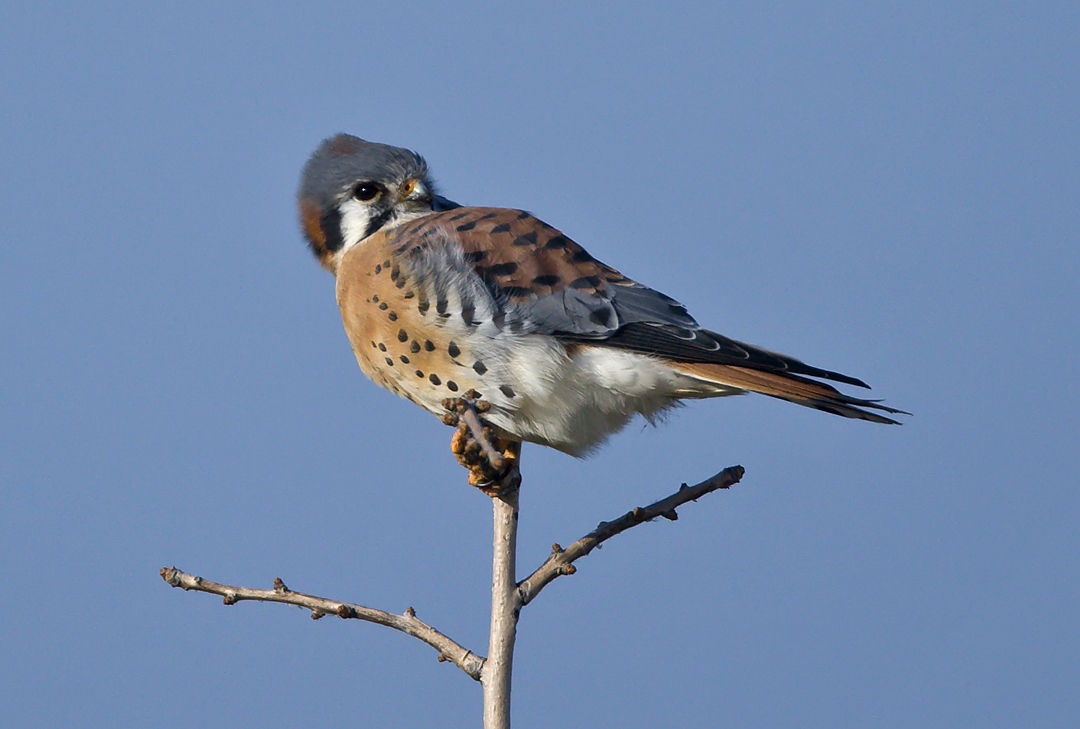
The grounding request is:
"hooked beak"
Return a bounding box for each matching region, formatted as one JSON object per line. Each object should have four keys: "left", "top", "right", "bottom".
{"left": 397, "top": 178, "right": 460, "bottom": 211}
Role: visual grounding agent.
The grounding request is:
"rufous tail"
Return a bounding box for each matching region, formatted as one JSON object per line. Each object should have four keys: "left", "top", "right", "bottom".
{"left": 671, "top": 362, "right": 907, "bottom": 424}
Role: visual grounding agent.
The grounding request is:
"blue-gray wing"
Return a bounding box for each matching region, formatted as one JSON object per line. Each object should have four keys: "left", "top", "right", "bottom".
{"left": 383, "top": 207, "right": 871, "bottom": 388}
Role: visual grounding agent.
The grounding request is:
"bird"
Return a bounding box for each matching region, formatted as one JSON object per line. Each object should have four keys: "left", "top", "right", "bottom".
{"left": 298, "top": 134, "right": 904, "bottom": 459}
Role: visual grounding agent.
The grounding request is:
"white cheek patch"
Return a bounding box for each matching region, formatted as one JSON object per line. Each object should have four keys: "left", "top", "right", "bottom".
{"left": 338, "top": 198, "right": 377, "bottom": 252}
{"left": 336, "top": 199, "right": 434, "bottom": 261}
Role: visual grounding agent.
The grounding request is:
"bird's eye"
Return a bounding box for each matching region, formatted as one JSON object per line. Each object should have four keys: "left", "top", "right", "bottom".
{"left": 352, "top": 181, "right": 382, "bottom": 202}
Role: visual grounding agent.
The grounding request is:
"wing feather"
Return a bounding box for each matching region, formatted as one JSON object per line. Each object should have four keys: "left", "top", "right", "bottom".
{"left": 382, "top": 208, "right": 903, "bottom": 419}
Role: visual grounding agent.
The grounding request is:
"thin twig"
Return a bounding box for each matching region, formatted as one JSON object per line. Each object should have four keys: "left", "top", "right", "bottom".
{"left": 482, "top": 481, "right": 520, "bottom": 729}
{"left": 161, "top": 462, "right": 744, "bottom": 727}
{"left": 159, "top": 567, "right": 484, "bottom": 681}
{"left": 516, "top": 465, "right": 745, "bottom": 606}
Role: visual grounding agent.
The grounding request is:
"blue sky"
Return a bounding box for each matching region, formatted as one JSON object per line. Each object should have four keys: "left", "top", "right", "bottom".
{"left": 2, "top": 2, "right": 1077, "bottom": 727}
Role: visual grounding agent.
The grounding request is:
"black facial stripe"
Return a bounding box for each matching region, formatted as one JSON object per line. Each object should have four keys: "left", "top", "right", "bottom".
{"left": 363, "top": 207, "right": 396, "bottom": 240}
{"left": 319, "top": 206, "right": 345, "bottom": 252}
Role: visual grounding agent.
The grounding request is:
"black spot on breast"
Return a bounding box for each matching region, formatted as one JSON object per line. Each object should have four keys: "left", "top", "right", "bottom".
{"left": 499, "top": 384, "right": 516, "bottom": 398}
{"left": 390, "top": 265, "right": 400, "bottom": 280}
{"left": 532, "top": 274, "right": 560, "bottom": 287}
{"left": 436, "top": 298, "right": 448, "bottom": 315}
{"left": 446, "top": 381, "right": 459, "bottom": 392}
{"left": 397, "top": 329, "right": 408, "bottom": 342}
{"left": 410, "top": 340, "right": 421, "bottom": 353}
{"left": 415, "top": 369, "right": 424, "bottom": 377}
{"left": 418, "top": 299, "right": 430, "bottom": 315}
{"left": 370, "top": 341, "right": 377, "bottom": 349}
{"left": 385, "top": 357, "right": 394, "bottom": 366}
{"left": 395, "top": 278, "right": 407, "bottom": 289}
{"left": 461, "top": 303, "right": 476, "bottom": 326}
{"left": 372, "top": 294, "right": 379, "bottom": 302}
{"left": 378, "top": 343, "right": 387, "bottom": 352}
{"left": 383, "top": 259, "right": 391, "bottom": 268}
{"left": 378, "top": 302, "right": 389, "bottom": 310}
{"left": 424, "top": 340, "right": 435, "bottom": 351}
{"left": 544, "top": 235, "right": 570, "bottom": 250}
{"left": 403, "top": 290, "right": 415, "bottom": 299}
{"left": 448, "top": 342, "right": 461, "bottom": 358}
{"left": 589, "top": 307, "right": 615, "bottom": 327}
{"left": 388, "top": 311, "right": 398, "bottom": 321}
{"left": 473, "top": 361, "right": 488, "bottom": 375}
{"left": 373, "top": 263, "right": 382, "bottom": 274}
{"left": 400, "top": 355, "right": 410, "bottom": 364}
{"left": 429, "top": 373, "right": 442, "bottom": 385}
{"left": 512, "top": 231, "right": 537, "bottom": 246}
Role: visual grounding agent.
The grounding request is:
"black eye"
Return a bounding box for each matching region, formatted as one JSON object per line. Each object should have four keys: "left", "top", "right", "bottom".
{"left": 352, "top": 181, "right": 382, "bottom": 202}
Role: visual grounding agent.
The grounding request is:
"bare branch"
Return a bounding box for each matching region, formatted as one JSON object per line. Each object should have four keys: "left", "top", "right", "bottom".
{"left": 516, "top": 465, "right": 745, "bottom": 606}
{"left": 159, "top": 567, "right": 484, "bottom": 681}
{"left": 161, "top": 461, "right": 744, "bottom": 728}
{"left": 482, "top": 483, "right": 520, "bottom": 729}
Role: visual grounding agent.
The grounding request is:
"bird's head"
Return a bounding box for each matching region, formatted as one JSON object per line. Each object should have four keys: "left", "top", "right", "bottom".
{"left": 297, "top": 134, "right": 458, "bottom": 271}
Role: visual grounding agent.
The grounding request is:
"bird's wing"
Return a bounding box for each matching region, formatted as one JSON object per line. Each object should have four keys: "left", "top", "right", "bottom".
{"left": 383, "top": 207, "right": 905, "bottom": 421}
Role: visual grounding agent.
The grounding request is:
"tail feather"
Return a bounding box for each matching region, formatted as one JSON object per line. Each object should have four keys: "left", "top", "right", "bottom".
{"left": 671, "top": 361, "right": 907, "bottom": 425}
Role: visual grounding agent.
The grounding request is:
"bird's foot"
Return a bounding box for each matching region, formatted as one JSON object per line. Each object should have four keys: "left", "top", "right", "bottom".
{"left": 442, "top": 392, "right": 520, "bottom": 496}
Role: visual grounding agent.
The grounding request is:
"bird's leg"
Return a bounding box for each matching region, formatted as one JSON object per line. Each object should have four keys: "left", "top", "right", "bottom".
{"left": 442, "top": 392, "right": 521, "bottom": 495}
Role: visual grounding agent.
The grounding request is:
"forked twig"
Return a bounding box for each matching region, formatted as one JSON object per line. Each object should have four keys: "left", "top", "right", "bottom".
{"left": 516, "top": 465, "right": 745, "bottom": 606}
{"left": 162, "top": 460, "right": 745, "bottom": 729}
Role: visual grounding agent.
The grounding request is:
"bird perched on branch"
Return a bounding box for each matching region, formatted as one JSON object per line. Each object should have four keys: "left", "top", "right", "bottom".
{"left": 298, "top": 134, "right": 904, "bottom": 459}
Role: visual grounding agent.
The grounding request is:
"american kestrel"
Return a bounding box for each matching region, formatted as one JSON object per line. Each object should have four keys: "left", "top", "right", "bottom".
{"left": 298, "top": 134, "right": 904, "bottom": 458}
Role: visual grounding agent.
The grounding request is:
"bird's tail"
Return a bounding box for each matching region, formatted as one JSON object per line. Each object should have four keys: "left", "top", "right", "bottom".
{"left": 670, "top": 361, "right": 907, "bottom": 425}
